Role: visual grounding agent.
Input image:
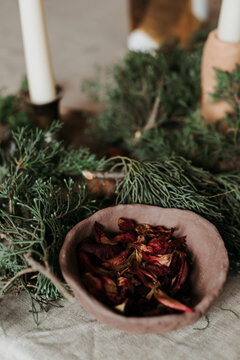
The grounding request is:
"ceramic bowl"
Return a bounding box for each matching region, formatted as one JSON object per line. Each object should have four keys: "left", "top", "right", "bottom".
{"left": 59, "top": 204, "right": 229, "bottom": 334}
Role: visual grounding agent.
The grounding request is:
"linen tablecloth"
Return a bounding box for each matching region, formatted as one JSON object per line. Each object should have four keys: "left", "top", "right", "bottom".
{"left": 1, "top": 275, "right": 240, "bottom": 360}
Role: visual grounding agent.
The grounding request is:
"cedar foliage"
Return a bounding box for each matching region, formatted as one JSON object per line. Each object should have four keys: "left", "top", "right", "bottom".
{"left": 82, "top": 42, "right": 202, "bottom": 146}
{"left": 85, "top": 36, "right": 240, "bottom": 272}
{"left": 0, "top": 121, "right": 104, "bottom": 323}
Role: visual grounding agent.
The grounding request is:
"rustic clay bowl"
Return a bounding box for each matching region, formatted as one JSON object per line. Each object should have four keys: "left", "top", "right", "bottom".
{"left": 59, "top": 204, "right": 229, "bottom": 334}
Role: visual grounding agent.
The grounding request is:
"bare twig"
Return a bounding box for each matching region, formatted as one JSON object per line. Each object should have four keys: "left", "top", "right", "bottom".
{"left": 2, "top": 253, "right": 74, "bottom": 302}
{"left": 2, "top": 268, "right": 35, "bottom": 293}
{"left": 134, "top": 94, "right": 161, "bottom": 141}
{"left": 14, "top": 156, "right": 26, "bottom": 169}
{"left": 82, "top": 170, "right": 124, "bottom": 181}
{"left": 205, "top": 185, "right": 240, "bottom": 199}
{"left": 24, "top": 253, "right": 74, "bottom": 302}
{"left": 143, "top": 95, "right": 161, "bottom": 132}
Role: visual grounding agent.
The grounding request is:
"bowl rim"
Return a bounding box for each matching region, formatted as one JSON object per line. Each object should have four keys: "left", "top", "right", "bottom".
{"left": 59, "top": 204, "right": 229, "bottom": 328}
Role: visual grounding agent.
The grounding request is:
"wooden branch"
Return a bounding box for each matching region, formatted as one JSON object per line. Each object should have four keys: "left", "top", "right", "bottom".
{"left": 2, "top": 268, "right": 36, "bottom": 293}
{"left": 134, "top": 94, "right": 161, "bottom": 141}
{"left": 82, "top": 170, "right": 124, "bottom": 181}
{"left": 2, "top": 253, "right": 74, "bottom": 302}
{"left": 143, "top": 95, "right": 161, "bottom": 132}
{"left": 24, "top": 253, "right": 74, "bottom": 302}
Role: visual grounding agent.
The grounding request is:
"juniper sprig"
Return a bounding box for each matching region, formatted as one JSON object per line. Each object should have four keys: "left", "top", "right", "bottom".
{"left": 0, "top": 122, "right": 104, "bottom": 323}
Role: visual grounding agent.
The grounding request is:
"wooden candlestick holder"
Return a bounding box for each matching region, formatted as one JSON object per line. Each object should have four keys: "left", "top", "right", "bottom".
{"left": 24, "top": 86, "right": 63, "bottom": 128}
{"left": 201, "top": 29, "right": 240, "bottom": 123}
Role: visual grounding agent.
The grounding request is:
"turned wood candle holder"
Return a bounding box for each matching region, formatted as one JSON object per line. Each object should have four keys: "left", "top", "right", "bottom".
{"left": 201, "top": 29, "right": 240, "bottom": 123}
{"left": 24, "top": 86, "right": 63, "bottom": 129}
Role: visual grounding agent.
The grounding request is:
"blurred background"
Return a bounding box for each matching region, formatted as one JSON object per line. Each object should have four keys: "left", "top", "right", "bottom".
{"left": 0, "top": 0, "right": 220, "bottom": 110}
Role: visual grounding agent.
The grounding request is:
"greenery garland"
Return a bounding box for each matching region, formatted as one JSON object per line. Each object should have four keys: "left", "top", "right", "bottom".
{"left": 1, "top": 30, "right": 240, "bottom": 324}
{"left": 0, "top": 122, "right": 105, "bottom": 323}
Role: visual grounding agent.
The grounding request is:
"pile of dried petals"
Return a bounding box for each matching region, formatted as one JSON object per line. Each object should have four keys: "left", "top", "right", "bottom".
{"left": 78, "top": 218, "right": 193, "bottom": 316}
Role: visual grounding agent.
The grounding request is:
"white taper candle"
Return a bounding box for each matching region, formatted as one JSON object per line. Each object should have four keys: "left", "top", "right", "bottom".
{"left": 218, "top": 0, "right": 240, "bottom": 43}
{"left": 18, "top": 0, "right": 56, "bottom": 104}
{"left": 192, "top": 0, "right": 210, "bottom": 22}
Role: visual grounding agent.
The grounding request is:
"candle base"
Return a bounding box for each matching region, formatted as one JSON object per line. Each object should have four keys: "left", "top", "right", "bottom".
{"left": 201, "top": 29, "right": 240, "bottom": 123}
{"left": 25, "top": 86, "right": 63, "bottom": 128}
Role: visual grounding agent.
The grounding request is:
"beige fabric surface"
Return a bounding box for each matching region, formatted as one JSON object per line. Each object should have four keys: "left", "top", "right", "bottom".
{"left": 1, "top": 1, "right": 239, "bottom": 359}
{"left": 1, "top": 275, "right": 240, "bottom": 360}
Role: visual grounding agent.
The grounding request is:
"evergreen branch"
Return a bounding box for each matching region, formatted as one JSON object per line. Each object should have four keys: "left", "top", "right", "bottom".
{"left": 0, "top": 122, "right": 103, "bottom": 322}
{"left": 134, "top": 93, "right": 161, "bottom": 141}
{"left": 24, "top": 253, "right": 74, "bottom": 301}
{"left": 106, "top": 156, "right": 240, "bottom": 270}
{"left": 2, "top": 267, "right": 36, "bottom": 293}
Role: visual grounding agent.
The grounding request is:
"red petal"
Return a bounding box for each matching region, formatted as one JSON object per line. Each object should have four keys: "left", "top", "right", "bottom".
{"left": 135, "top": 223, "right": 152, "bottom": 235}
{"left": 94, "top": 222, "right": 104, "bottom": 243}
{"left": 173, "top": 236, "right": 187, "bottom": 250}
{"left": 154, "top": 289, "right": 193, "bottom": 313}
{"left": 136, "top": 224, "right": 174, "bottom": 239}
{"left": 82, "top": 272, "right": 104, "bottom": 294}
{"left": 118, "top": 218, "right": 135, "bottom": 232}
{"left": 155, "top": 225, "right": 174, "bottom": 234}
{"left": 100, "top": 235, "right": 118, "bottom": 245}
{"left": 172, "top": 254, "right": 188, "bottom": 292}
{"left": 101, "top": 275, "right": 118, "bottom": 294}
{"left": 113, "top": 232, "right": 136, "bottom": 243}
{"left": 145, "top": 264, "right": 173, "bottom": 277}
{"left": 79, "top": 251, "right": 96, "bottom": 273}
{"left": 93, "top": 222, "right": 118, "bottom": 245}
{"left": 102, "top": 248, "right": 132, "bottom": 269}
{"left": 79, "top": 241, "right": 122, "bottom": 260}
{"left": 129, "top": 262, "right": 155, "bottom": 288}
{"left": 142, "top": 253, "right": 173, "bottom": 267}
{"left": 118, "top": 276, "right": 135, "bottom": 293}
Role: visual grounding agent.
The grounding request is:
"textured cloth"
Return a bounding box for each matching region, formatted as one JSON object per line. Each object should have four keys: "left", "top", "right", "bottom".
{"left": 1, "top": 275, "right": 240, "bottom": 360}
{"left": 0, "top": 0, "right": 237, "bottom": 359}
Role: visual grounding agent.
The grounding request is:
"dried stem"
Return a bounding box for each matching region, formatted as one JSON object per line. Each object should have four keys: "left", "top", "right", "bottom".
{"left": 2, "top": 268, "right": 36, "bottom": 293}
{"left": 143, "top": 95, "right": 161, "bottom": 132}
{"left": 134, "top": 94, "right": 161, "bottom": 141}
{"left": 2, "top": 253, "right": 74, "bottom": 302}
{"left": 24, "top": 253, "right": 74, "bottom": 302}
{"left": 205, "top": 185, "right": 240, "bottom": 199}
{"left": 82, "top": 170, "right": 124, "bottom": 181}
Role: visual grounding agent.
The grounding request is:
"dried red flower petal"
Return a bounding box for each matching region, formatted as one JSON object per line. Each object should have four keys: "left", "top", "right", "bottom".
{"left": 142, "top": 253, "right": 173, "bottom": 267}
{"left": 114, "top": 300, "right": 128, "bottom": 313}
{"left": 135, "top": 223, "right": 152, "bottom": 235}
{"left": 82, "top": 272, "right": 104, "bottom": 297}
{"left": 79, "top": 241, "right": 122, "bottom": 260}
{"left": 129, "top": 261, "right": 156, "bottom": 288}
{"left": 136, "top": 224, "right": 174, "bottom": 239}
{"left": 172, "top": 253, "right": 188, "bottom": 292}
{"left": 118, "top": 276, "right": 135, "bottom": 294}
{"left": 94, "top": 222, "right": 118, "bottom": 245}
{"left": 145, "top": 263, "right": 173, "bottom": 278}
{"left": 154, "top": 289, "right": 193, "bottom": 313}
{"left": 136, "top": 235, "right": 146, "bottom": 243}
{"left": 102, "top": 248, "right": 133, "bottom": 270}
{"left": 118, "top": 218, "right": 135, "bottom": 232}
{"left": 173, "top": 236, "right": 187, "bottom": 250}
{"left": 79, "top": 218, "right": 192, "bottom": 317}
{"left": 113, "top": 232, "right": 136, "bottom": 243}
{"left": 94, "top": 221, "right": 104, "bottom": 243}
{"left": 79, "top": 251, "right": 96, "bottom": 273}
{"left": 100, "top": 275, "right": 122, "bottom": 304}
